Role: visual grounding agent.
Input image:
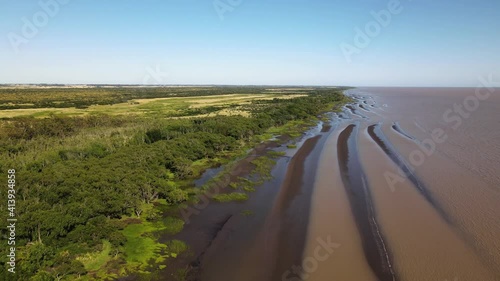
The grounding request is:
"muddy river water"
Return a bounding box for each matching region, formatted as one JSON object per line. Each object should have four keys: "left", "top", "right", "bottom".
{"left": 305, "top": 87, "right": 500, "bottom": 281}
{"left": 163, "top": 87, "right": 500, "bottom": 281}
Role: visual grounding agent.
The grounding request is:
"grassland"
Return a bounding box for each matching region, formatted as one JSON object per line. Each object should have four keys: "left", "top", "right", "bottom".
{"left": 0, "top": 93, "right": 309, "bottom": 119}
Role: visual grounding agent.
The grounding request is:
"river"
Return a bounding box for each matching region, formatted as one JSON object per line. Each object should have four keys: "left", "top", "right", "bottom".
{"left": 161, "top": 87, "right": 500, "bottom": 281}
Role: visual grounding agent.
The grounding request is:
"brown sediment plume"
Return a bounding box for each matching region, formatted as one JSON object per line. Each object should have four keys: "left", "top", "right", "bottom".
{"left": 308, "top": 87, "right": 500, "bottom": 281}
{"left": 303, "top": 125, "right": 377, "bottom": 281}
{"left": 368, "top": 123, "right": 499, "bottom": 273}
{"left": 367, "top": 124, "right": 447, "bottom": 221}
{"left": 269, "top": 134, "right": 322, "bottom": 280}
{"left": 358, "top": 125, "right": 497, "bottom": 281}
{"left": 240, "top": 135, "right": 322, "bottom": 281}
{"left": 337, "top": 124, "right": 397, "bottom": 281}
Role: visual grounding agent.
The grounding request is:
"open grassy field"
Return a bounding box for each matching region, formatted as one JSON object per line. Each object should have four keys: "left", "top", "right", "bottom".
{"left": 0, "top": 86, "right": 232, "bottom": 109}
{"left": 0, "top": 92, "right": 307, "bottom": 118}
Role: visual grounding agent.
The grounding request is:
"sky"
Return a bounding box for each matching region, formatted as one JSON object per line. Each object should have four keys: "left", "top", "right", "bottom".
{"left": 0, "top": 0, "right": 499, "bottom": 86}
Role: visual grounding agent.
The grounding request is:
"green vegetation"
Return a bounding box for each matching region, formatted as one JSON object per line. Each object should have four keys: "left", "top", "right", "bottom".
{"left": 0, "top": 86, "right": 280, "bottom": 110}
{"left": 251, "top": 156, "right": 276, "bottom": 181}
{"left": 268, "top": 151, "right": 286, "bottom": 157}
{"left": 162, "top": 217, "right": 185, "bottom": 235}
{"left": 212, "top": 193, "right": 249, "bottom": 202}
{"left": 218, "top": 153, "right": 278, "bottom": 196}
{"left": 0, "top": 86, "right": 348, "bottom": 280}
{"left": 122, "top": 221, "right": 166, "bottom": 267}
{"left": 243, "top": 186, "right": 256, "bottom": 192}
{"left": 80, "top": 240, "right": 112, "bottom": 272}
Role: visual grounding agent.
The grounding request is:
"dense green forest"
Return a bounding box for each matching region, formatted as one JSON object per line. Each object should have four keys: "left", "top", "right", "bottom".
{"left": 0, "top": 87, "right": 348, "bottom": 280}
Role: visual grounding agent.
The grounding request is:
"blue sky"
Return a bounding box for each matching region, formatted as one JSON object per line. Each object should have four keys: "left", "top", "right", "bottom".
{"left": 0, "top": 0, "right": 499, "bottom": 86}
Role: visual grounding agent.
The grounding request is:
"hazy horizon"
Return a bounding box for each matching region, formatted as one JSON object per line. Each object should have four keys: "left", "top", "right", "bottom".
{"left": 0, "top": 83, "right": 497, "bottom": 89}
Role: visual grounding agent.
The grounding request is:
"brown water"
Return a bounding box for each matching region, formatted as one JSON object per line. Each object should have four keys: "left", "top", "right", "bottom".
{"left": 176, "top": 87, "right": 500, "bottom": 281}
{"left": 305, "top": 87, "right": 500, "bottom": 281}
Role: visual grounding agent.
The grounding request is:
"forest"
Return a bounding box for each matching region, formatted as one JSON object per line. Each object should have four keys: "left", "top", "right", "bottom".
{"left": 0, "top": 86, "right": 348, "bottom": 280}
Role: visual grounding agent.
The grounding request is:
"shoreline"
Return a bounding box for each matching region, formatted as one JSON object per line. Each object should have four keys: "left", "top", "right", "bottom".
{"left": 161, "top": 125, "right": 329, "bottom": 281}
{"left": 111, "top": 91, "right": 352, "bottom": 281}
{"left": 144, "top": 102, "right": 347, "bottom": 281}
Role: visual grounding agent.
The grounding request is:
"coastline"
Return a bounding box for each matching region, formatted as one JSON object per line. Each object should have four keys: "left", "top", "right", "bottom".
{"left": 118, "top": 92, "right": 351, "bottom": 280}
{"left": 163, "top": 117, "right": 341, "bottom": 281}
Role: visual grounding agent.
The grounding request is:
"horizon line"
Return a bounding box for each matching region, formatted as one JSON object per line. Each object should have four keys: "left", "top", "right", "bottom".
{"left": 0, "top": 83, "right": 490, "bottom": 88}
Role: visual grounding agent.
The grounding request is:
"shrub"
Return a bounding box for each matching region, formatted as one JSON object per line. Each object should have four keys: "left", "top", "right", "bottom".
{"left": 165, "top": 188, "right": 189, "bottom": 204}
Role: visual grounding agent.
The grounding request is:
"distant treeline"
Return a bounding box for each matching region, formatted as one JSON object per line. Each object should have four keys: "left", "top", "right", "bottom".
{"left": 0, "top": 86, "right": 306, "bottom": 110}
